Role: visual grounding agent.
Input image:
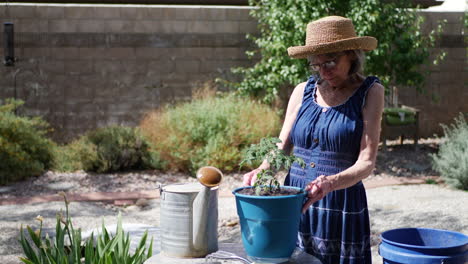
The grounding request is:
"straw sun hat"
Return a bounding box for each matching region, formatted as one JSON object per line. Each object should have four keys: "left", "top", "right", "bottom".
{"left": 287, "top": 16, "right": 377, "bottom": 59}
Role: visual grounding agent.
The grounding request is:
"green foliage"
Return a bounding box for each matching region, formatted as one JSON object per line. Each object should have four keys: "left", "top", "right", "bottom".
{"left": 425, "top": 178, "right": 437, "bottom": 185}
{"left": 241, "top": 137, "right": 305, "bottom": 195}
{"left": 383, "top": 107, "right": 417, "bottom": 125}
{"left": 224, "top": 0, "right": 444, "bottom": 103}
{"left": 53, "top": 138, "right": 98, "bottom": 172}
{"left": 86, "top": 126, "right": 163, "bottom": 173}
{"left": 54, "top": 126, "right": 163, "bottom": 173}
{"left": 0, "top": 99, "right": 56, "bottom": 184}
{"left": 431, "top": 113, "right": 468, "bottom": 190}
{"left": 19, "top": 195, "right": 153, "bottom": 264}
{"left": 140, "top": 92, "right": 281, "bottom": 173}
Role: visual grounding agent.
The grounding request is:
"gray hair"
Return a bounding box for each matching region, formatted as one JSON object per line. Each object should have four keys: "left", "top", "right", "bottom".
{"left": 346, "top": 49, "right": 365, "bottom": 76}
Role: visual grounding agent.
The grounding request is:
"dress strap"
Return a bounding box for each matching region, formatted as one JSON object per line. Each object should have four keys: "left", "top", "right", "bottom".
{"left": 302, "top": 75, "right": 317, "bottom": 103}
{"left": 358, "top": 76, "right": 381, "bottom": 108}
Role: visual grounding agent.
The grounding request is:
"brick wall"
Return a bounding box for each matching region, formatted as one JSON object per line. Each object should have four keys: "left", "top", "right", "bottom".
{"left": 0, "top": 4, "right": 465, "bottom": 141}
{"left": 397, "top": 11, "right": 467, "bottom": 137}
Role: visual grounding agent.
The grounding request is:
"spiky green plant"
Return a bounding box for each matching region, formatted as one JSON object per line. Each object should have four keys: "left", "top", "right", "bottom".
{"left": 19, "top": 194, "right": 153, "bottom": 264}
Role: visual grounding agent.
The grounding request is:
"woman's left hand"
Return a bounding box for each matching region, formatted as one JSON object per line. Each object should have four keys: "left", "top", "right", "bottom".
{"left": 302, "top": 175, "right": 333, "bottom": 214}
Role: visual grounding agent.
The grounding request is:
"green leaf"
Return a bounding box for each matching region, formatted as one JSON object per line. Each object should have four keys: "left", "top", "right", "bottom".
{"left": 54, "top": 215, "right": 65, "bottom": 258}
{"left": 18, "top": 257, "right": 35, "bottom": 264}
{"left": 146, "top": 238, "right": 154, "bottom": 259}
{"left": 136, "top": 231, "right": 148, "bottom": 251}
{"left": 19, "top": 226, "right": 39, "bottom": 263}
{"left": 26, "top": 226, "right": 41, "bottom": 248}
{"left": 100, "top": 233, "right": 119, "bottom": 257}
{"left": 241, "top": 137, "right": 304, "bottom": 195}
{"left": 84, "top": 233, "right": 95, "bottom": 264}
{"left": 116, "top": 212, "right": 125, "bottom": 261}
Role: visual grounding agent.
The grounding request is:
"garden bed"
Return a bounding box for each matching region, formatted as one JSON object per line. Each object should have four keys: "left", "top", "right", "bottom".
{"left": 0, "top": 138, "right": 441, "bottom": 200}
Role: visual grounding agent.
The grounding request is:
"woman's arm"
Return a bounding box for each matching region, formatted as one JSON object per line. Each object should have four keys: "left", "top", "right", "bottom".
{"left": 328, "top": 82, "right": 385, "bottom": 190}
{"left": 243, "top": 82, "right": 306, "bottom": 186}
{"left": 302, "top": 82, "right": 384, "bottom": 210}
{"left": 277, "top": 82, "right": 307, "bottom": 153}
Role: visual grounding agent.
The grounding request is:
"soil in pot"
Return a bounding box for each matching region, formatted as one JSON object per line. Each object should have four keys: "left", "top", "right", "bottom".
{"left": 236, "top": 186, "right": 302, "bottom": 196}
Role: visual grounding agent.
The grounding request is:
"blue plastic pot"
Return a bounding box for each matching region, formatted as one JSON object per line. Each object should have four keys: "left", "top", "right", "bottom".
{"left": 379, "top": 228, "right": 468, "bottom": 264}
{"left": 232, "top": 186, "right": 306, "bottom": 263}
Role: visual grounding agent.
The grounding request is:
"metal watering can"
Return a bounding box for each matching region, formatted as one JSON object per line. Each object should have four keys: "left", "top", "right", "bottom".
{"left": 159, "top": 166, "right": 223, "bottom": 258}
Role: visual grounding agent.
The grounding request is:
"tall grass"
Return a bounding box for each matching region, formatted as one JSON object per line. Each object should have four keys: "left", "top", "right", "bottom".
{"left": 140, "top": 89, "right": 281, "bottom": 173}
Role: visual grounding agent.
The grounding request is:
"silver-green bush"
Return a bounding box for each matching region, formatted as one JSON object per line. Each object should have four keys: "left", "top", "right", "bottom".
{"left": 431, "top": 113, "right": 468, "bottom": 190}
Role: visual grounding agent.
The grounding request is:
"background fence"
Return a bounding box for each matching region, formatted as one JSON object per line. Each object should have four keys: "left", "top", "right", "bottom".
{"left": 0, "top": 3, "right": 466, "bottom": 141}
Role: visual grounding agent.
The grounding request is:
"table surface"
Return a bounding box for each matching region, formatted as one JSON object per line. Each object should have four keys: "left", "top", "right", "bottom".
{"left": 145, "top": 243, "right": 323, "bottom": 264}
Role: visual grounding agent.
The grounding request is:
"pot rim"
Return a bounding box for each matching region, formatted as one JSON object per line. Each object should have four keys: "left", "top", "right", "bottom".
{"left": 380, "top": 227, "right": 468, "bottom": 250}
{"left": 232, "top": 186, "right": 306, "bottom": 199}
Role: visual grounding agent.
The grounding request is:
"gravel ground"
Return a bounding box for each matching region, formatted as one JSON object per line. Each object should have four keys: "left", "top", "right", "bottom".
{"left": 1, "top": 184, "right": 467, "bottom": 264}
{"left": 366, "top": 184, "right": 468, "bottom": 262}
{"left": 1, "top": 138, "right": 465, "bottom": 263}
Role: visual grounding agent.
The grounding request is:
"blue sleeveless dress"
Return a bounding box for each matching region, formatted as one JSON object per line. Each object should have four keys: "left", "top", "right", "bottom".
{"left": 285, "top": 75, "right": 380, "bottom": 264}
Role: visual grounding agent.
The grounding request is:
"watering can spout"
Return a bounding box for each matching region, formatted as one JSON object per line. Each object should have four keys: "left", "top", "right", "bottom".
{"left": 192, "top": 166, "right": 223, "bottom": 253}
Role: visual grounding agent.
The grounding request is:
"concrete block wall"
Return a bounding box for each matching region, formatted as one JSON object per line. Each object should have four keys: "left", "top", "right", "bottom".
{"left": 0, "top": 4, "right": 256, "bottom": 141}
{"left": 397, "top": 11, "right": 467, "bottom": 137}
{"left": 0, "top": 4, "right": 465, "bottom": 140}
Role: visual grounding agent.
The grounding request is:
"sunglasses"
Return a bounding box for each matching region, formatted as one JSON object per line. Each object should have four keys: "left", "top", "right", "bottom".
{"left": 309, "top": 53, "right": 344, "bottom": 71}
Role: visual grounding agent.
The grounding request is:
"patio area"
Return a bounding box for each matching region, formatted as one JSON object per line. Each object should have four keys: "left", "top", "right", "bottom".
{"left": 1, "top": 179, "right": 467, "bottom": 263}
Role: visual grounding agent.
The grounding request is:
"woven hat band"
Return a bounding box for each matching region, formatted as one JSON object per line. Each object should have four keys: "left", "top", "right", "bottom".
{"left": 306, "top": 18, "right": 357, "bottom": 46}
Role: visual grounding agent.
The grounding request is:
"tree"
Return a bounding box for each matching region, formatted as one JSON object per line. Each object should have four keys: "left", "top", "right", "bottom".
{"left": 224, "top": 0, "right": 444, "bottom": 104}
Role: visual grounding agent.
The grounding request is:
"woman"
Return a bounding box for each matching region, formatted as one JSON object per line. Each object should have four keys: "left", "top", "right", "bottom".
{"left": 243, "top": 16, "right": 384, "bottom": 264}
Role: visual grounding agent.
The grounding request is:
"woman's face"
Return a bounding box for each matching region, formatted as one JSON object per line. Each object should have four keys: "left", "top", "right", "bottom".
{"left": 310, "top": 52, "right": 353, "bottom": 87}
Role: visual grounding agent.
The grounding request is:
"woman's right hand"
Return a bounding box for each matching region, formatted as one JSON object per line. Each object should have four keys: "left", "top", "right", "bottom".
{"left": 242, "top": 168, "right": 261, "bottom": 186}
{"left": 242, "top": 160, "right": 270, "bottom": 186}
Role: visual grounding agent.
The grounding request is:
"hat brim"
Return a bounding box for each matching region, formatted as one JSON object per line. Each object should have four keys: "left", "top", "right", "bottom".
{"left": 287, "top": 36, "right": 377, "bottom": 59}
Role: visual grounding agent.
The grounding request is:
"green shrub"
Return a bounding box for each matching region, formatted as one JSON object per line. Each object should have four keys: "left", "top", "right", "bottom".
{"left": 19, "top": 195, "right": 153, "bottom": 264}
{"left": 140, "top": 92, "right": 281, "bottom": 173}
{"left": 431, "top": 113, "right": 468, "bottom": 190}
{"left": 0, "top": 99, "right": 56, "bottom": 184}
{"left": 87, "top": 126, "right": 163, "bottom": 173}
{"left": 223, "top": 0, "right": 444, "bottom": 104}
{"left": 53, "top": 138, "right": 98, "bottom": 172}
{"left": 55, "top": 126, "right": 163, "bottom": 173}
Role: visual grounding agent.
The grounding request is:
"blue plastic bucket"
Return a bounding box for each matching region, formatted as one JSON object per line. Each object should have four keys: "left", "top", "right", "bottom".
{"left": 233, "top": 186, "right": 306, "bottom": 263}
{"left": 379, "top": 228, "right": 468, "bottom": 264}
